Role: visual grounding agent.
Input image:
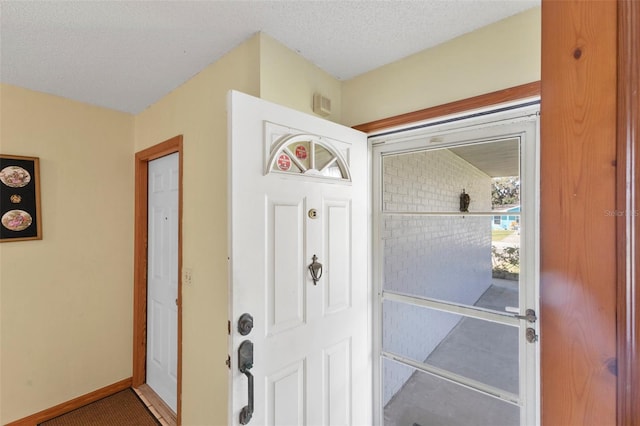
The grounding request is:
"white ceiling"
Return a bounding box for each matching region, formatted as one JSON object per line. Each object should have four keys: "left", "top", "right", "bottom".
{"left": 450, "top": 138, "right": 520, "bottom": 177}
{"left": 0, "top": 0, "right": 539, "bottom": 114}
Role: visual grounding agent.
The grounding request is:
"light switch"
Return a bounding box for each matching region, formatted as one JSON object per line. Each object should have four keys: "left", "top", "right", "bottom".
{"left": 183, "top": 268, "right": 193, "bottom": 285}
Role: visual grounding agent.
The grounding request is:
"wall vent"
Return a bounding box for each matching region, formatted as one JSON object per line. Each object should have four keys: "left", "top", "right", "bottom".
{"left": 313, "top": 93, "right": 331, "bottom": 116}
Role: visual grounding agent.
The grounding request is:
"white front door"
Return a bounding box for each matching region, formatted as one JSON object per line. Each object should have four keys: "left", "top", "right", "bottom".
{"left": 147, "top": 152, "right": 179, "bottom": 412}
{"left": 229, "top": 91, "right": 371, "bottom": 426}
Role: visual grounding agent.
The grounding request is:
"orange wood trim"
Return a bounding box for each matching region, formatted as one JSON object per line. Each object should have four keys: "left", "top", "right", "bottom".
{"left": 540, "top": 0, "right": 618, "bottom": 424}
{"left": 6, "top": 378, "right": 132, "bottom": 425}
{"left": 352, "top": 81, "right": 540, "bottom": 134}
{"left": 617, "top": 0, "right": 640, "bottom": 424}
{"left": 132, "top": 154, "right": 149, "bottom": 388}
{"left": 133, "top": 135, "right": 183, "bottom": 424}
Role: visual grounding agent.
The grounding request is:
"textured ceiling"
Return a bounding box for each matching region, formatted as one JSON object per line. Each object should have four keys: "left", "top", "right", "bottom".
{"left": 0, "top": 0, "right": 539, "bottom": 114}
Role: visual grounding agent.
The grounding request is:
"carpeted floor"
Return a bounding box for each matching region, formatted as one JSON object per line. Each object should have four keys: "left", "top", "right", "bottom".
{"left": 39, "top": 389, "right": 161, "bottom": 426}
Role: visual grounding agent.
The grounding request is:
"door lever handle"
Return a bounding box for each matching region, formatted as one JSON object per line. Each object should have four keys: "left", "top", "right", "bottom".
{"left": 514, "top": 309, "right": 537, "bottom": 323}
{"left": 308, "top": 254, "right": 323, "bottom": 285}
{"left": 239, "top": 369, "right": 254, "bottom": 425}
{"left": 238, "top": 340, "right": 254, "bottom": 424}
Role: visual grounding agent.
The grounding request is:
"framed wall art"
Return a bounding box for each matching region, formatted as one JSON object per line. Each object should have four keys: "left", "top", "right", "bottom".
{"left": 0, "top": 154, "right": 42, "bottom": 242}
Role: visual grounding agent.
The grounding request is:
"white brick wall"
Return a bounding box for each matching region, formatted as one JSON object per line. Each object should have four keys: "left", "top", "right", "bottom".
{"left": 381, "top": 148, "right": 492, "bottom": 405}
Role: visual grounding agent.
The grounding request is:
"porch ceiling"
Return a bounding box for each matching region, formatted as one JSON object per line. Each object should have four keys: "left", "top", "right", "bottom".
{"left": 450, "top": 139, "right": 520, "bottom": 177}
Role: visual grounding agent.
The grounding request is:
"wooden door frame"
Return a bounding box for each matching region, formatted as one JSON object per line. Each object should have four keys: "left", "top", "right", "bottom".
{"left": 133, "top": 135, "right": 184, "bottom": 423}
{"left": 352, "top": 81, "right": 540, "bottom": 133}
{"left": 617, "top": 0, "right": 639, "bottom": 423}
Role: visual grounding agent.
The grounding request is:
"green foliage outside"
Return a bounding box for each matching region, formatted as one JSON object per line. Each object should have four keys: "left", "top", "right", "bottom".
{"left": 491, "top": 245, "right": 520, "bottom": 274}
{"left": 492, "top": 176, "right": 520, "bottom": 207}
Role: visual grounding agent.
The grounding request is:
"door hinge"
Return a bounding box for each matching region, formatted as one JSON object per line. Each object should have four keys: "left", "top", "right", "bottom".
{"left": 226, "top": 354, "right": 231, "bottom": 369}
{"left": 228, "top": 320, "right": 231, "bottom": 335}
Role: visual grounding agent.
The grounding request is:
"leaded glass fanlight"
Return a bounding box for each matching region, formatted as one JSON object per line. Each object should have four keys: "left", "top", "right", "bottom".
{"left": 266, "top": 133, "right": 351, "bottom": 181}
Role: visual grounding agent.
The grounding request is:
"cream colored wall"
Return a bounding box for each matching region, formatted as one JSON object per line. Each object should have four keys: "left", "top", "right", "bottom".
{"left": 134, "top": 35, "right": 260, "bottom": 426}
{"left": 0, "top": 84, "right": 134, "bottom": 423}
{"left": 0, "top": 7, "right": 540, "bottom": 423}
{"left": 259, "top": 33, "right": 343, "bottom": 123}
{"left": 341, "top": 7, "right": 541, "bottom": 127}
{"left": 134, "top": 33, "right": 339, "bottom": 425}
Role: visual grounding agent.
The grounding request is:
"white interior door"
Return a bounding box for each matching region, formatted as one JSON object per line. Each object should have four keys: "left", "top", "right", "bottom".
{"left": 147, "top": 152, "right": 179, "bottom": 412}
{"left": 228, "top": 91, "right": 371, "bottom": 426}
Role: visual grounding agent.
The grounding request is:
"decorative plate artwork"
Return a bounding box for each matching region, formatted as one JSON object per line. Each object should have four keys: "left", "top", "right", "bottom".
{"left": 0, "top": 166, "right": 31, "bottom": 188}
{"left": 1, "top": 210, "right": 33, "bottom": 231}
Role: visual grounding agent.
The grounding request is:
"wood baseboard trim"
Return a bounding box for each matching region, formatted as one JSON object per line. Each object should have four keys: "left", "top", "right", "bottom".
{"left": 5, "top": 377, "right": 133, "bottom": 426}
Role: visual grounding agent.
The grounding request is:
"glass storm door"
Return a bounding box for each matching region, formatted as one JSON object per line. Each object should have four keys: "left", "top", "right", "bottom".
{"left": 371, "top": 105, "right": 540, "bottom": 426}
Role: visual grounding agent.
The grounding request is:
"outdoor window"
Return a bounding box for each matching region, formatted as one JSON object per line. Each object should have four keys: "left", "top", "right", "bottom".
{"left": 266, "top": 134, "right": 350, "bottom": 181}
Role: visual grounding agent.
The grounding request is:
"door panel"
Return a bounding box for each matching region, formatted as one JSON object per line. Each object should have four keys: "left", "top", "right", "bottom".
{"left": 324, "top": 338, "right": 352, "bottom": 426}
{"left": 266, "top": 360, "right": 305, "bottom": 426}
{"left": 229, "top": 91, "right": 370, "bottom": 426}
{"left": 324, "top": 199, "right": 351, "bottom": 314}
{"left": 147, "top": 152, "right": 178, "bottom": 412}
{"left": 268, "top": 196, "right": 305, "bottom": 335}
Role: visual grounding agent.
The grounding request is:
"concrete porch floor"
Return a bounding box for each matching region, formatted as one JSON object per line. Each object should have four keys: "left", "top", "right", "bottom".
{"left": 383, "top": 279, "right": 520, "bottom": 426}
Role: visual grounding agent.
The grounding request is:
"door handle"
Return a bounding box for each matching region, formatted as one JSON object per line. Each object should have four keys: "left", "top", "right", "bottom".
{"left": 238, "top": 340, "right": 254, "bottom": 425}
{"left": 308, "top": 254, "right": 323, "bottom": 285}
{"left": 514, "top": 309, "right": 537, "bottom": 323}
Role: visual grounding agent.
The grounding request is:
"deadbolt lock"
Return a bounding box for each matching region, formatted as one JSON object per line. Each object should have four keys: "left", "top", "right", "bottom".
{"left": 308, "top": 209, "right": 318, "bottom": 219}
{"left": 238, "top": 313, "right": 254, "bottom": 336}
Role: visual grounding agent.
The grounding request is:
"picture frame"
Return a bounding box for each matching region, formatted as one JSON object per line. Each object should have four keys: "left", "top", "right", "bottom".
{"left": 0, "top": 154, "right": 42, "bottom": 242}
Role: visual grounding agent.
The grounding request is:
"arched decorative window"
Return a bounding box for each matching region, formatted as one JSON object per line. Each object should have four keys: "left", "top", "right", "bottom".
{"left": 266, "top": 134, "right": 351, "bottom": 181}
